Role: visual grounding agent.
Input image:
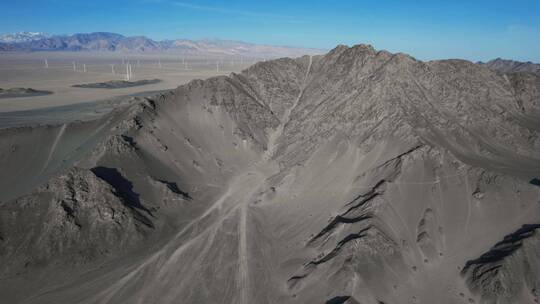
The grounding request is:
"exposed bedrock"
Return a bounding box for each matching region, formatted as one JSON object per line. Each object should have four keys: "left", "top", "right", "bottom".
{"left": 462, "top": 224, "right": 540, "bottom": 304}
{"left": 0, "top": 44, "right": 539, "bottom": 304}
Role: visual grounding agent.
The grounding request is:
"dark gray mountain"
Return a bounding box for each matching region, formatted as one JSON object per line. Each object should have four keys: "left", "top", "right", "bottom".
{"left": 1, "top": 44, "right": 540, "bottom": 304}
{"left": 0, "top": 31, "right": 324, "bottom": 57}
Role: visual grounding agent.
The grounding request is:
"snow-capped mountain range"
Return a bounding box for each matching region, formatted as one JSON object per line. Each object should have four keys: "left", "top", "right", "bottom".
{"left": 0, "top": 31, "right": 51, "bottom": 43}
{"left": 0, "top": 31, "right": 324, "bottom": 58}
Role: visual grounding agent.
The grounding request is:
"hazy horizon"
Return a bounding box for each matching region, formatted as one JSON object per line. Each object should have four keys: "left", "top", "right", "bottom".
{"left": 0, "top": 31, "right": 327, "bottom": 50}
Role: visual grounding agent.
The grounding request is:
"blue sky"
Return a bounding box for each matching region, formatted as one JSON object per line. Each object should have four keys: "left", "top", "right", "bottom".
{"left": 2, "top": 0, "right": 540, "bottom": 62}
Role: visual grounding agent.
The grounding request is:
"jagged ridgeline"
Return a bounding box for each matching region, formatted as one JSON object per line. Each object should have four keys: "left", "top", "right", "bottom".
{"left": 1, "top": 44, "right": 540, "bottom": 304}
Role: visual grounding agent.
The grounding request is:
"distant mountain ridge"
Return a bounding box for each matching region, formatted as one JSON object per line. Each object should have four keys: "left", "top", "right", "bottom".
{"left": 0, "top": 31, "right": 325, "bottom": 58}
{"left": 479, "top": 58, "right": 540, "bottom": 76}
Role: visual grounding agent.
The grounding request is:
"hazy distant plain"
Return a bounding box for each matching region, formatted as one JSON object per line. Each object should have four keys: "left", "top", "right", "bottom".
{"left": 0, "top": 51, "right": 255, "bottom": 113}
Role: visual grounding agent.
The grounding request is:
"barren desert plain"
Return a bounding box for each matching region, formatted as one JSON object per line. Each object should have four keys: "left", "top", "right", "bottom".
{"left": 0, "top": 51, "right": 254, "bottom": 126}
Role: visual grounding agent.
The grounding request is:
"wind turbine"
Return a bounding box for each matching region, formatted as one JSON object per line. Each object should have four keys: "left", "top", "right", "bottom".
{"left": 110, "top": 64, "right": 115, "bottom": 75}
{"left": 158, "top": 58, "right": 162, "bottom": 69}
{"left": 216, "top": 61, "right": 220, "bottom": 72}
{"left": 83, "top": 64, "right": 86, "bottom": 73}
{"left": 72, "top": 61, "right": 76, "bottom": 71}
{"left": 44, "top": 58, "right": 48, "bottom": 68}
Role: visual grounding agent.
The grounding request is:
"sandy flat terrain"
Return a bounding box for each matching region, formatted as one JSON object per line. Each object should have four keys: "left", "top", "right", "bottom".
{"left": 0, "top": 51, "right": 253, "bottom": 113}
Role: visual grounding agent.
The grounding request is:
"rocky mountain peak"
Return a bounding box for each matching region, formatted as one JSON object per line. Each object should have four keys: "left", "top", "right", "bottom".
{"left": 1, "top": 43, "right": 540, "bottom": 304}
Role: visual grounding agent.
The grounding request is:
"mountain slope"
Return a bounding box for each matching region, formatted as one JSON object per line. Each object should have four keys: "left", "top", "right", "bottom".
{"left": 0, "top": 44, "right": 540, "bottom": 304}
